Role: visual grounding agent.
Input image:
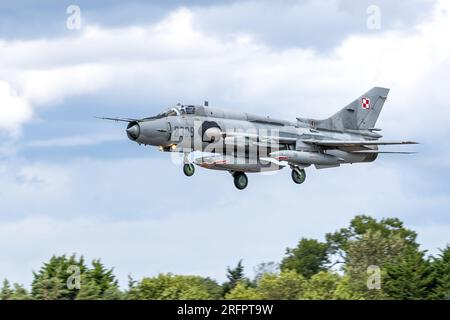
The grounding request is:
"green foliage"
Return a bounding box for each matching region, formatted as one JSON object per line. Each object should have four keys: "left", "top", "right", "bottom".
{"left": 79, "top": 259, "right": 122, "bottom": 300}
{"left": 429, "top": 245, "right": 450, "bottom": 299}
{"left": 1, "top": 280, "right": 31, "bottom": 300}
{"left": 326, "top": 215, "right": 422, "bottom": 299}
{"left": 326, "top": 215, "right": 418, "bottom": 260}
{"left": 332, "top": 275, "right": 365, "bottom": 300}
{"left": 76, "top": 276, "right": 101, "bottom": 300}
{"left": 10, "top": 283, "right": 31, "bottom": 300}
{"left": 0, "top": 279, "right": 13, "bottom": 300}
{"left": 281, "top": 238, "right": 329, "bottom": 278}
{"left": 256, "top": 270, "right": 306, "bottom": 300}
{"left": 125, "top": 275, "right": 140, "bottom": 300}
{"left": 30, "top": 254, "right": 121, "bottom": 300}
{"left": 342, "top": 230, "right": 396, "bottom": 299}
{"left": 222, "top": 260, "right": 250, "bottom": 295}
{"left": 31, "top": 254, "right": 86, "bottom": 300}
{"left": 225, "top": 282, "right": 262, "bottom": 300}
{"left": 131, "top": 273, "right": 222, "bottom": 300}
{"left": 384, "top": 249, "right": 433, "bottom": 300}
{"left": 302, "top": 272, "right": 340, "bottom": 300}
{"left": 32, "top": 272, "right": 66, "bottom": 300}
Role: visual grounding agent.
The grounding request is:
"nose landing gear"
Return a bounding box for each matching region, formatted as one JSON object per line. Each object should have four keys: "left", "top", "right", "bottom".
{"left": 291, "top": 167, "right": 306, "bottom": 184}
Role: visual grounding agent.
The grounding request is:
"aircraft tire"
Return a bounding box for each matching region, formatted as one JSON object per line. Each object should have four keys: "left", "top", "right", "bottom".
{"left": 233, "top": 172, "right": 248, "bottom": 190}
{"left": 183, "top": 163, "right": 195, "bottom": 177}
{"left": 291, "top": 168, "right": 306, "bottom": 184}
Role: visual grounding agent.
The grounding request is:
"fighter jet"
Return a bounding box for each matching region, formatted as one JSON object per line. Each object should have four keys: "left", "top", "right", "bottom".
{"left": 99, "top": 87, "right": 417, "bottom": 190}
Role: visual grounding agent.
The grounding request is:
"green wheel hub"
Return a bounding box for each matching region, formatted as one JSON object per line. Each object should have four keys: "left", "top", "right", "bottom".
{"left": 183, "top": 163, "right": 195, "bottom": 177}
{"left": 291, "top": 168, "right": 306, "bottom": 184}
{"left": 233, "top": 172, "right": 248, "bottom": 190}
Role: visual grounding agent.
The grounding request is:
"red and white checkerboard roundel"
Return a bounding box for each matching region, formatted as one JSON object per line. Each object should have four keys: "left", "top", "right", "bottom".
{"left": 362, "top": 97, "right": 371, "bottom": 110}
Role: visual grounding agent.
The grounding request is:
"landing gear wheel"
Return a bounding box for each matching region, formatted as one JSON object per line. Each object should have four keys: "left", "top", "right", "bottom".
{"left": 183, "top": 163, "right": 195, "bottom": 177}
{"left": 291, "top": 168, "right": 306, "bottom": 184}
{"left": 233, "top": 172, "right": 248, "bottom": 190}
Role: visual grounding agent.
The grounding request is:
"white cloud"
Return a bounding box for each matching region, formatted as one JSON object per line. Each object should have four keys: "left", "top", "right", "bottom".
{"left": 0, "top": 1, "right": 449, "bottom": 139}
{"left": 0, "top": 81, "right": 32, "bottom": 136}
{"left": 19, "top": 64, "right": 113, "bottom": 106}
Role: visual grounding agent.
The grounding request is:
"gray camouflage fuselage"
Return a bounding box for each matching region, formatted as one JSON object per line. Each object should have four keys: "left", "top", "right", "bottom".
{"left": 101, "top": 87, "right": 417, "bottom": 189}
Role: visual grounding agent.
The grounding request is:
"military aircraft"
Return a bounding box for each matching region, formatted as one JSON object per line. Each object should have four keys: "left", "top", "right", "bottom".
{"left": 99, "top": 87, "right": 417, "bottom": 190}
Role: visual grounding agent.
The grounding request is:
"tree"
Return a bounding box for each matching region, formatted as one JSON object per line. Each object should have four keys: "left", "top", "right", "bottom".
{"left": 281, "top": 238, "right": 329, "bottom": 278}
{"left": 125, "top": 275, "right": 140, "bottom": 300}
{"left": 225, "top": 282, "right": 261, "bottom": 300}
{"left": 76, "top": 276, "right": 101, "bottom": 300}
{"left": 326, "top": 215, "right": 419, "bottom": 265}
{"left": 326, "top": 215, "right": 421, "bottom": 299}
{"left": 302, "top": 272, "right": 340, "bottom": 300}
{"left": 1, "top": 280, "right": 31, "bottom": 300}
{"left": 133, "top": 274, "right": 222, "bottom": 300}
{"left": 429, "top": 245, "right": 450, "bottom": 299}
{"left": 256, "top": 270, "right": 306, "bottom": 300}
{"left": 77, "top": 259, "right": 122, "bottom": 300}
{"left": 10, "top": 283, "right": 31, "bottom": 300}
{"left": 383, "top": 248, "right": 433, "bottom": 300}
{"left": 1, "top": 279, "right": 13, "bottom": 300}
{"left": 32, "top": 272, "right": 65, "bottom": 300}
{"left": 222, "top": 260, "right": 249, "bottom": 295}
{"left": 31, "top": 254, "right": 87, "bottom": 300}
{"left": 30, "top": 254, "right": 122, "bottom": 300}
{"left": 343, "top": 229, "right": 403, "bottom": 299}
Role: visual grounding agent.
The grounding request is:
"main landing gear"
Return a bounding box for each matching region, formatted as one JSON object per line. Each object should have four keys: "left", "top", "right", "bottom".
{"left": 183, "top": 152, "right": 195, "bottom": 177}
{"left": 183, "top": 163, "right": 195, "bottom": 177}
{"left": 291, "top": 167, "right": 306, "bottom": 184}
{"left": 233, "top": 171, "right": 248, "bottom": 190}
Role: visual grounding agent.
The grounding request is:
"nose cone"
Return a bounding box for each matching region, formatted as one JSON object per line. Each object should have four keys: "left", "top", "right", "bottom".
{"left": 128, "top": 119, "right": 171, "bottom": 146}
{"left": 126, "top": 124, "right": 140, "bottom": 140}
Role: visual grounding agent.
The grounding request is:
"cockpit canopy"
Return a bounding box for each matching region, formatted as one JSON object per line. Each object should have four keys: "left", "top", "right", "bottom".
{"left": 144, "top": 104, "right": 197, "bottom": 120}
{"left": 159, "top": 108, "right": 180, "bottom": 117}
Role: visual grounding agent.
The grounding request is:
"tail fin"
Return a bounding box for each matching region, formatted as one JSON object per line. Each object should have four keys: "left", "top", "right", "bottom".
{"left": 318, "top": 87, "right": 390, "bottom": 131}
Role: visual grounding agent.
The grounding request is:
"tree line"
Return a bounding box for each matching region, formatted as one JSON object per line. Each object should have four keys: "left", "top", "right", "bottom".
{"left": 1, "top": 215, "right": 449, "bottom": 300}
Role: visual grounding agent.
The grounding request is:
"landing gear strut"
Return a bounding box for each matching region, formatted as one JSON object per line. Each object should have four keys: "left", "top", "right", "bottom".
{"left": 233, "top": 172, "right": 248, "bottom": 190}
{"left": 291, "top": 167, "right": 306, "bottom": 184}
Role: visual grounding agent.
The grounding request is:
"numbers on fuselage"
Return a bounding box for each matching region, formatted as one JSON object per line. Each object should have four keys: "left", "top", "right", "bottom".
{"left": 173, "top": 126, "right": 194, "bottom": 139}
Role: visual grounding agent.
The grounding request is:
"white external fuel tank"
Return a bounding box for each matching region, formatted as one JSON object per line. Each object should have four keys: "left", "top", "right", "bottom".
{"left": 269, "top": 150, "right": 344, "bottom": 165}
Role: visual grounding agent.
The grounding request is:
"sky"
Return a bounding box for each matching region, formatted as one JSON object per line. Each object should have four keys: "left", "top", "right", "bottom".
{"left": 0, "top": 0, "right": 449, "bottom": 288}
